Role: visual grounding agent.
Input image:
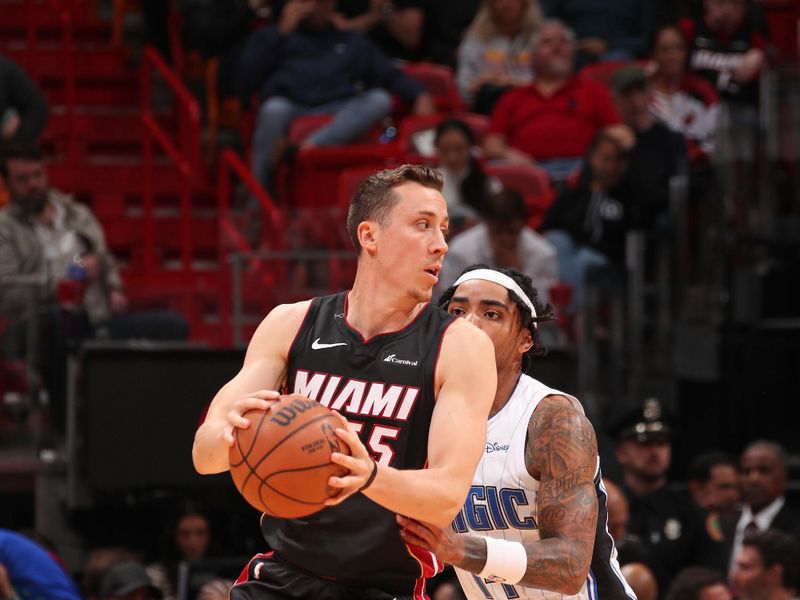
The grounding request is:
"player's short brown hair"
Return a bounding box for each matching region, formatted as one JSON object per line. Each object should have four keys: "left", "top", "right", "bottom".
{"left": 346, "top": 164, "right": 443, "bottom": 251}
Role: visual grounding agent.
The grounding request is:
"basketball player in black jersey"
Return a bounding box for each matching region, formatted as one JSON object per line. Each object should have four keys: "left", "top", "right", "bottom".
{"left": 398, "top": 265, "right": 636, "bottom": 600}
{"left": 192, "top": 165, "right": 497, "bottom": 599}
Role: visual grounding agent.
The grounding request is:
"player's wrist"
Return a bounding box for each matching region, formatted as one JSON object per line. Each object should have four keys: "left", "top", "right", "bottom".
{"left": 359, "top": 458, "right": 378, "bottom": 492}
{"left": 478, "top": 537, "right": 527, "bottom": 585}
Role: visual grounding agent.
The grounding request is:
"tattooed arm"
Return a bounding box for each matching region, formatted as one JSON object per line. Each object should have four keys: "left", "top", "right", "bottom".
{"left": 398, "top": 394, "right": 598, "bottom": 595}
{"left": 516, "top": 394, "right": 599, "bottom": 593}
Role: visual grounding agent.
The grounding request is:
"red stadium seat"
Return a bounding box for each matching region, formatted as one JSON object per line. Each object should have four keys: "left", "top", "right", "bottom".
{"left": 578, "top": 60, "right": 646, "bottom": 86}
{"left": 484, "top": 163, "right": 556, "bottom": 229}
{"left": 401, "top": 62, "right": 465, "bottom": 112}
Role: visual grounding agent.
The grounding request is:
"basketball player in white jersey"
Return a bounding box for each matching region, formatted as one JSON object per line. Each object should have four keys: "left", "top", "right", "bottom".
{"left": 398, "top": 265, "right": 636, "bottom": 600}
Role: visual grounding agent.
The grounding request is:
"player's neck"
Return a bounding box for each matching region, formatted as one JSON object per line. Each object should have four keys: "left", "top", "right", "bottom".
{"left": 347, "top": 279, "right": 426, "bottom": 340}
{"left": 489, "top": 367, "right": 522, "bottom": 418}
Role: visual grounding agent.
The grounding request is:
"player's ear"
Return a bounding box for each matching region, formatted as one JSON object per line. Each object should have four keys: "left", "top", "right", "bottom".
{"left": 518, "top": 329, "right": 533, "bottom": 355}
{"left": 357, "top": 221, "right": 378, "bottom": 254}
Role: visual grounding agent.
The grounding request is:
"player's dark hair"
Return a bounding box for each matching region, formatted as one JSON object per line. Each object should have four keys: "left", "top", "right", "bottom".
{"left": 687, "top": 451, "right": 737, "bottom": 484}
{"left": 0, "top": 142, "right": 44, "bottom": 178}
{"left": 438, "top": 264, "right": 554, "bottom": 370}
{"left": 742, "top": 529, "right": 800, "bottom": 589}
{"left": 346, "top": 164, "right": 444, "bottom": 252}
{"left": 665, "top": 567, "right": 728, "bottom": 600}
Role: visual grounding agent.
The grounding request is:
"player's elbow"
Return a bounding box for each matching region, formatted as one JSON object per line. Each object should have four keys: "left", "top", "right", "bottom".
{"left": 561, "top": 576, "right": 588, "bottom": 597}
{"left": 192, "top": 439, "right": 227, "bottom": 475}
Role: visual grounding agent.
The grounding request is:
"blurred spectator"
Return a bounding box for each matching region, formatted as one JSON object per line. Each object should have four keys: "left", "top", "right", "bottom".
{"left": 723, "top": 441, "right": 800, "bottom": 573}
{"left": 436, "top": 189, "right": 558, "bottom": 303}
{"left": 421, "top": 0, "right": 483, "bottom": 67}
{"left": 678, "top": 0, "right": 767, "bottom": 109}
{"left": 611, "top": 64, "right": 687, "bottom": 218}
{"left": 648, "top": 24, "right": 720, "bottom": 170}
{"left": 84, "top": 548, "right": 140, "bottom": 600}
{"left": 0, "top": 54, "right": 48, "bottom": 144}
{"left": 539, "top": 0, "right": 657, "bottom": 66}
{"left": 0, "top": 529, "right": 82, "bottom": 600}
{"left": 147, "top": 505, "right": 216, "bottom": 600}
{"left": 334, "top": 0, "right": 425, "bottom": 60}
{"left": 621, "top": 563, "right": 658, "bottom": 600}
{"left": 433, "top": 118, "right": 501, "bottom": 229}
{"left": 687, "top": 451, "right": 741, "bottom": 517}
{"left": 0, "top": 144, "right": 189, "bottom": 430}
{"left": 611, "top": 398, "right": 724, "bottom": 592}
{"left": 730, "top": 530, "right": 800, "bottom": 600}
{"left": 180, "top": 1, "right": 263, "bottom": 59}
{"left": 484, "top": 19, "right": 621, "bottom": 182}
{"left": 604, "top": 478, "right": 653, "bottom": 566}
{"left": 456, "top": 0, "right": 542, "bottom": 114}
{"left": 234, "top": 0, "right": 434, "bottom": 193}
{"left": 100, "top": 561, "right": 162, "bottom": 600}
{"left": 665, "top": 567, "right": 732, "bottom": 600}
{"left": 196, "top": 579, "right": 232, "bottom": 600}
{"left": 540, "top": 132, "right": 639, "bottom": 313}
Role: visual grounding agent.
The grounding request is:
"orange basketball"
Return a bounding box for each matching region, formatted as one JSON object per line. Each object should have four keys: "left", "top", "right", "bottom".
{"left": 228, "top": 395, "right": 351, "bottom": 518}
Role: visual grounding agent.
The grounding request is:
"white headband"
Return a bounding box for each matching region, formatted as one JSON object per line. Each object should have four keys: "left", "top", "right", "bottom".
{"left": 452, "top": 269, "right": 538, "bottom": 326}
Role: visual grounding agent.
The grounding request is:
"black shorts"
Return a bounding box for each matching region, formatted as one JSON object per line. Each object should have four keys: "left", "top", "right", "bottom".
{"left": 230, "top": 552, "right": 427, "bottom": 600}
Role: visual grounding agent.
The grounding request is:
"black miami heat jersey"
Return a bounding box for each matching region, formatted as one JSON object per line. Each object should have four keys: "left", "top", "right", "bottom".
{"left": 260, "top": 291, "right": 456, "bottom": 595}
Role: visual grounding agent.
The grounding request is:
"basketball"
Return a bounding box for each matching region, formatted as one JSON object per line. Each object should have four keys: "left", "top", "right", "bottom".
{"left": 229, "top": 395, "right": 351, "bottom": 518}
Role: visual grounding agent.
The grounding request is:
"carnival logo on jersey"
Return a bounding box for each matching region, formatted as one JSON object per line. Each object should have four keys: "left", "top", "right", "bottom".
{"left": 382, "top": 353, "right": 419, "bottom": 367}
{"left": 485, "top": 442, "right": 510, "bottom": 454}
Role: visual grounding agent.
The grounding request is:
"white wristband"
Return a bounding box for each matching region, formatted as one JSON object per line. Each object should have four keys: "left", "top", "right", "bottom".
{"left": 478, "top": 537, "right": 528, "bottom": 585}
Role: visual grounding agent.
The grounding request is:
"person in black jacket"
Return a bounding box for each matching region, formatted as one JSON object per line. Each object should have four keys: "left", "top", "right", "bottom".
{"left": 541, "top": 130, "right": 644, "bottom": 314}
{"left": 235, "top": 0, "right": 435, "bottom": 192}
{"left": 0, "top": 54, "right": 48, "bottom": 144}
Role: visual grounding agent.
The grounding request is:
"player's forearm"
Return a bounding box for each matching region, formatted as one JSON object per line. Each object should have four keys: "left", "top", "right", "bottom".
{"left": 192, "top": 419, "right": 229, "bottom": 474}
{"left": 517, "top": 538, "right": 592, "bottom": 595}
{"left": 454, "top": 536, "right": 591, "bottom": 596}
{"left": 365, "top": 466, "right": 467, "bottom": 528}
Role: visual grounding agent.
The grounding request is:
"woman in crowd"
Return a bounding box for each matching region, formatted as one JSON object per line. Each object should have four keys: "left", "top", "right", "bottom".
{"left": 456, "top": 0, "right": 542, "bottom": 114}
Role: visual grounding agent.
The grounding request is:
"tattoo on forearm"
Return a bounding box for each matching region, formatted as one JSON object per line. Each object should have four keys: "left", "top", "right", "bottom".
{"left": 516, "top": 396, "right": 599, "bottom": 593}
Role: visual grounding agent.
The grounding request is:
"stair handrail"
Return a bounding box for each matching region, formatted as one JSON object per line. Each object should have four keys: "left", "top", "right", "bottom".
{"left": 217, "top": 148, "right": 286, "bottom": 345}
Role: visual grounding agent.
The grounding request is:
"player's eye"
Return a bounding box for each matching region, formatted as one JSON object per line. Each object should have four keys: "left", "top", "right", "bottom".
{"left": 416, "top": 220, "right": 430, "bottom": 230}
{"left": 449, "top": 307, "right": 465, "bottom": 316}
{"left": 485, "top": 311, "right": 501, "bottom": 319}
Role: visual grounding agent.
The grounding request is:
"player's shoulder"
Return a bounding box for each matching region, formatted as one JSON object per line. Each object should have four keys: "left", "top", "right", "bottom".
{"left": 250, "top": 300, "right": 313, "bottom": 346}
{"left": 530, "top": 393, "right": 594, "bottom": 433}
{"left": 442, "top": 315, "right": 493, "bottom": 347}
{"left": 438, "top": 317, "right": 495, "bottom": 369}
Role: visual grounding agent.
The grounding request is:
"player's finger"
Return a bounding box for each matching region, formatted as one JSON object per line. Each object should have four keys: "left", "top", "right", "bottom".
{"left": 252, "top": 390, "right": 280, "bottom": 400}
{"left": 237, "top": 397, "right": 273, "bottom": 413}
{"left": 328, "top": 473, "right": 363, "bottom": 489}
{"left": 396, "top": 516, "right": 434, "bottom": 542}
{"left": 224, "top": 425, "right": 235, "bottom": 446}
{"left": 332, "top": 425, "right": 367, "bottom": 453}
{"left": 329, "top": 452, "right": 362, "bottom": 471}
{"left": 227, "top": 410, "right": 252, "bottom": 429}
{"left": 324, "top": 489, "right": 356, "bottom": 507}
{"left": 399, "top": 528, "right": 431, "bottom": 550}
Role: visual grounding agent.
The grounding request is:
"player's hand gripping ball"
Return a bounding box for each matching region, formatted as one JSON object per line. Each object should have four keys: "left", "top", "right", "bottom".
{"left": 229, "top": 394, "right": 351, "bottom": 517}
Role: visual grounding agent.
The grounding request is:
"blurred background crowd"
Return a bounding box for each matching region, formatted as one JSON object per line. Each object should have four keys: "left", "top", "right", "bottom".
{"left": 1, "top": 0, "right": 799, "bottom": 599}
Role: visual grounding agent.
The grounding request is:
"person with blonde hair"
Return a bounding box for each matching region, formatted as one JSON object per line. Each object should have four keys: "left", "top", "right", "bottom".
{"left": 456, "top": 0, "right": 542, "bottom": 114}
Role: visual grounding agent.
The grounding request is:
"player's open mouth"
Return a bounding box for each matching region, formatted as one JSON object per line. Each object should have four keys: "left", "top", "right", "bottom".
{"left": 424, "top": 266, "right": 440, "bottom": 281}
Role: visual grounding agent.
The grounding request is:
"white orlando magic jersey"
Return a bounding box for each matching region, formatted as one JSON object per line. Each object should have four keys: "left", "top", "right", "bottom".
{"left": 452, "top": 374, "right": 636, "bottom": 600}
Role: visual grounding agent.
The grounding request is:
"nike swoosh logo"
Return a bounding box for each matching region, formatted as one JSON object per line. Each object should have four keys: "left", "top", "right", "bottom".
{"left": 312, "top": 338, "right": 347, "bottom": 350}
